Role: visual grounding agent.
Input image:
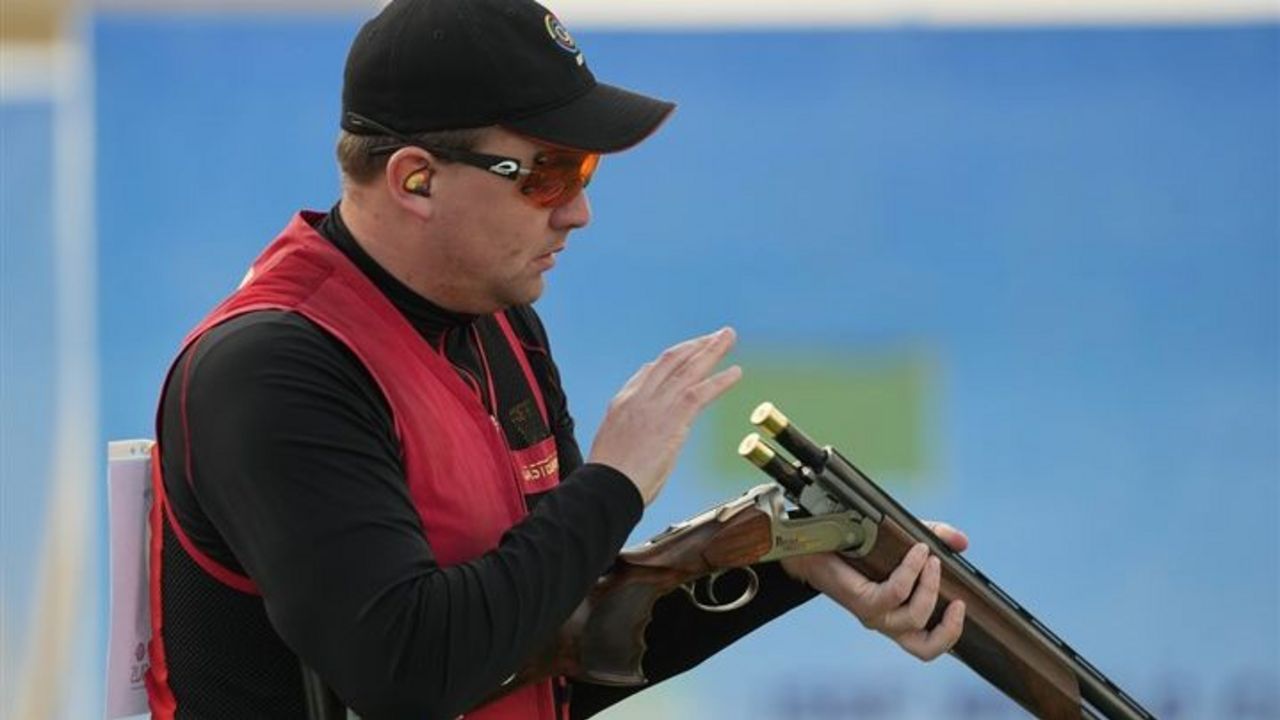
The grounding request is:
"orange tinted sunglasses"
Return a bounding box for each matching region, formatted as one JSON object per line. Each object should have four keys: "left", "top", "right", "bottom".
{"left": 347, "top": 112, "right": 600, "bottom": 209}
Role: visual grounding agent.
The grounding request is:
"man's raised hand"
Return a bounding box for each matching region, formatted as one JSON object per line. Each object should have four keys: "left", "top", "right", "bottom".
{"left": 588, "top": 327, "right": 741, "bottom": 506}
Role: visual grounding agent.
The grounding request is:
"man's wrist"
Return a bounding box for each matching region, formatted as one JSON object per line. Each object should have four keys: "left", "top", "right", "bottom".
{"left": 577, "top": 462, "right": 644, "bottom": 519}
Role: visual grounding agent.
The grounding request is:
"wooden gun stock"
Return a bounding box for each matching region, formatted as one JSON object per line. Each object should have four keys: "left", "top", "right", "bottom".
{"left": 496, "top": 489, "right": 777, "bottom": 693}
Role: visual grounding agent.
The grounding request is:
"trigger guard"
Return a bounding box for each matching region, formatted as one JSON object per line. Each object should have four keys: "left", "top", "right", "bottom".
{"left": 681, "top": 567, "right": 760, "bottom": 613}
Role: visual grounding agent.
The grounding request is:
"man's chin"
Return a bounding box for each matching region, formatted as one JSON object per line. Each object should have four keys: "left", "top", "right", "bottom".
{"left": 499, "top": 277, "right": 545, "bottom": 308}
{"left": 525, "top": 277, "right": 547, "bottom": 303}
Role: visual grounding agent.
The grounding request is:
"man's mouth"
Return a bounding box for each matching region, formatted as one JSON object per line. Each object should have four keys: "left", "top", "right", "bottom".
{"left": 533, "top": 246, "right": 562, "bottom": 270}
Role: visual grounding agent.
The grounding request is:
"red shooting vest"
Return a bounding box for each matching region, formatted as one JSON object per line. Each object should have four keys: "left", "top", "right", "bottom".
{"left": 146, "top": 212, "right": 561, "bottom": 720}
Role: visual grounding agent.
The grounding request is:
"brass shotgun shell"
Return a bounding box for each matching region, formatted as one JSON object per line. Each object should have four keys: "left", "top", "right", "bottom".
{"left": 750, "top": 401, "right": 789, "bottom": 437}
{"left": 737, "top": 433, "right": 775, "bottom": 467}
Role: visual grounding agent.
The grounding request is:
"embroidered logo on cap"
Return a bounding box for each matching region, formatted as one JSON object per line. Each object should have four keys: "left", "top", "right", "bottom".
{"left": 544, "top": 13, "right": 585, "bottom": 66}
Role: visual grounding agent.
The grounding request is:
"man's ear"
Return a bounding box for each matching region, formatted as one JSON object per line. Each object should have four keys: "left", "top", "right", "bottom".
{"left": 385, "top": 147, "right": 437, "bottom": 214}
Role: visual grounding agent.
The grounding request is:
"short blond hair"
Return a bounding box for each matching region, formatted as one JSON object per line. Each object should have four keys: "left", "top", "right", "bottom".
{"left": 336, "top": 127, "right": 486, "bottom": 184}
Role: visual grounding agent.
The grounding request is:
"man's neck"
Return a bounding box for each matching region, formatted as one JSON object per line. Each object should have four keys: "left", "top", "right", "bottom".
{"left": 339, "top": 191, "right": 426, "bottom": 292}
{"left": 339, "top": 187, "right": 504, "bottom": 316}
{"left": 317, "top": 202, "right": 478, "bottom": 339}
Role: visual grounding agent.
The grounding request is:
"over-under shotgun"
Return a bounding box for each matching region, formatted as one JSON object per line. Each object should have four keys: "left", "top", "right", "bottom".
{"left": 492, "top": 402, "right": 1154, "bottom": 720}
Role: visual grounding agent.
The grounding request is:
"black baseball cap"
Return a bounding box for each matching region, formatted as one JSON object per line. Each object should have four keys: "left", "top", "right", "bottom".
{"left": 341, "top": 0, "right": 675, "bottom": 153}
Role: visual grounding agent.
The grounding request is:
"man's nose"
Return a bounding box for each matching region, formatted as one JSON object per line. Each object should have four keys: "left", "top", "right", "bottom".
{"left": 550, "top": 189, "right": 591, "bottom": 231}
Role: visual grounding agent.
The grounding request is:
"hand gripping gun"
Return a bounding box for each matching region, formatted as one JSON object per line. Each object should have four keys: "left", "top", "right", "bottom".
{"left": 493, "top": 403, "right": 1155, "bottom": 720}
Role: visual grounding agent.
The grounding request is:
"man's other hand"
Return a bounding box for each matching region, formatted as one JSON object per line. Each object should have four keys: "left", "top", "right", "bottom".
{"left": 587, "top": 327, "right": 741, "bottom": 506}
{"left": 780, "top": 521, "right": 970, "bottom": 661}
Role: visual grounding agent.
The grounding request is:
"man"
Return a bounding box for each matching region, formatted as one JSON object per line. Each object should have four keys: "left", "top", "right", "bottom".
{"left": 146, "top": 1, "right": 968, "bottom": 718}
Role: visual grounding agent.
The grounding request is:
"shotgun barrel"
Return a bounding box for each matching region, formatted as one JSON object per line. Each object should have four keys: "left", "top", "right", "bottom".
{"left": 744, "top": 402, "right": 1154, "bottom": 720}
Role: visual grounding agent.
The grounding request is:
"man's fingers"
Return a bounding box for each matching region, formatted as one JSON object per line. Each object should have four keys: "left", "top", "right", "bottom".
{"left": 897, "top": 599, "right": 966, "bottom": 661}
{"left": 925, "top": 521, "right": 969, "bottom": 553}
{"left": 861, "top": 543, "right": 929, "bottom": 616}
{"left": 670, "top": 327, "right": 737, "bottom": 391}
{"left": 796, "top": 553, "right": 881, "bottom": 610}
{"left": 619, "top": 327, "right": 735, "bottom": 404}
{"left": 647, "top": 327, "right": 733, "bottom": 389}
{"left": 878, "top": 555, "right": 941, "bottom": 634}
{"left": 687, "top": 364, "right": 743, "bottom": 409}
{"left": 615, "top": 360, "right": 655, "bottom": 397}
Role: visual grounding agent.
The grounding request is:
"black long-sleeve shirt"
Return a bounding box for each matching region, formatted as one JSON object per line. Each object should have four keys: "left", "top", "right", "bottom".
{"left": 155, "top": 206, "right": 816, "bottom": 719}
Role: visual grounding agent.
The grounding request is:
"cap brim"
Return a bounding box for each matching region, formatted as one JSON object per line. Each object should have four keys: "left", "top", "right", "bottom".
{"left": 503, "top": 83, "right": 676, "bottom": 153}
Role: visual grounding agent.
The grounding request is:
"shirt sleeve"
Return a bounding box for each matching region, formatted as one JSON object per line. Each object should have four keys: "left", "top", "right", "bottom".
{"left": 163, "top": 310, "right": 644, "bottom": 720}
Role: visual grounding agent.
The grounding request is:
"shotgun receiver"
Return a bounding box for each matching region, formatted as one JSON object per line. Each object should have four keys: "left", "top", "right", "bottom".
{"left": 495, "top": 403, "right": 1154, "bottom": 720}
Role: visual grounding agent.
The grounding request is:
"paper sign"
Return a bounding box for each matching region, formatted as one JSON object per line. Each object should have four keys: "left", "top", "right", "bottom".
{"left": 104, "top": 439, "right": 154, "bottom": 720}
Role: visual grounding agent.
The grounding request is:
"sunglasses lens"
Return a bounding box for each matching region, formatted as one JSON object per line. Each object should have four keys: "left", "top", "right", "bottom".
{"left": 522, "top": 152, "right": 600, "bottom": 208}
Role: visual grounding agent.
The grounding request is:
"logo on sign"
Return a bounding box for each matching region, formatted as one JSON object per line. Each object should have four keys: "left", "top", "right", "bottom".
{"left": 130, "top": 643, "right": 150, "bottom": 686}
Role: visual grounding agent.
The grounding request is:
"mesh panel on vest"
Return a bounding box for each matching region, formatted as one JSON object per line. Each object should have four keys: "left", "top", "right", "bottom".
{"left": 161, "top": 521, "right": 309, "bottom": 718}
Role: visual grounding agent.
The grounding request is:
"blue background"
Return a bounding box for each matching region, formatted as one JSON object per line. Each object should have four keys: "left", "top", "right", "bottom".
{"left": 4, "top": 15, "right": 1277, "bottom": 719}
{"left": 1, "top": 101, "right": 58, "bottom": 694}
